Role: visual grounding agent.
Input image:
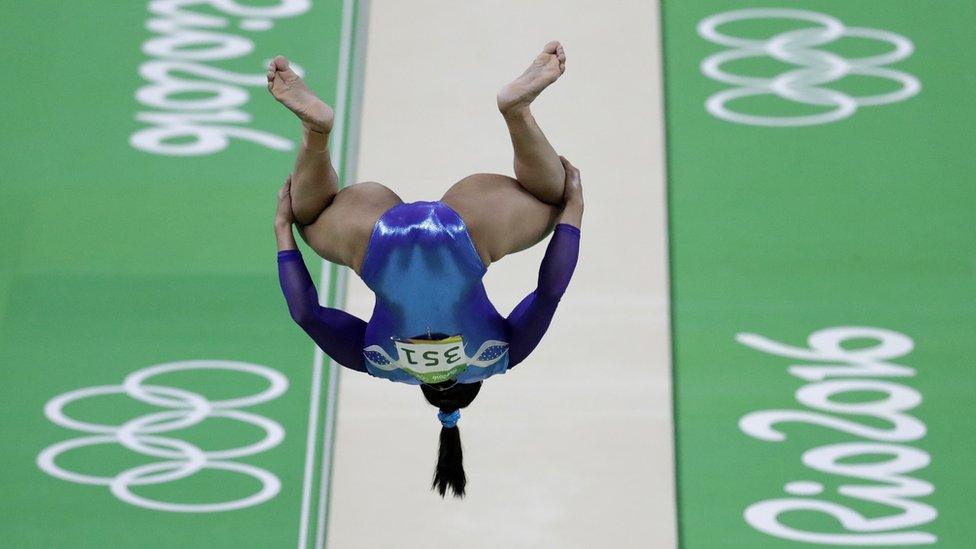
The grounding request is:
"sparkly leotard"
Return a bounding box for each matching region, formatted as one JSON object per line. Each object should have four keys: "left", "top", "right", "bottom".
{"left": 277, "top": 200, "right": 580, "bottom": 386}
{"left": 358, "top": 201, "right": 510, "bottom": 384}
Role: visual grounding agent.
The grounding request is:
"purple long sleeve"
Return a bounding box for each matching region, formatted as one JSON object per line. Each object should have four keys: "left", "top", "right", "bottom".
{"left": 277, "top": 249, "right": 367, "bottom": 372}
{"left": 506, "top": 223, "right": 581, "bottom": 368}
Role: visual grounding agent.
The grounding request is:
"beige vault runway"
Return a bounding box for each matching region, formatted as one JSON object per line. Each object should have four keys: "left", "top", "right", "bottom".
{"left": 329, "top": 1, "right": 675, "bottom": 547}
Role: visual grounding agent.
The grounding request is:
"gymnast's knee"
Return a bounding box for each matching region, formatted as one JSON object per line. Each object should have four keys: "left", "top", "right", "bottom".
{"left": 333, "top": 180, "right": 399, "bottom": 206}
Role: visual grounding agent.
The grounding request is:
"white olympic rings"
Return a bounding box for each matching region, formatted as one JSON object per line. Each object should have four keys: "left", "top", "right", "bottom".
{"left": 37, "top": 360, "right": 288, "bottom": 512}
{"left": 698, "top": 8, "right": 920, "bottom": 126}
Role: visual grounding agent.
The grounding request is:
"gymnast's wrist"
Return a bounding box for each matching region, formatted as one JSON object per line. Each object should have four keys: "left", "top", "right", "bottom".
{"left": 277, "top": 244, "right": 298, "bottom": 253}
{"left": 556, "top": 201, "right": 582, "bottom": 229}
{"left": 277, "top": 249, "right": 301, "bottom": 259}
{"left": 555, "top": 222, "right": 581, "bottom": 236}
{"left": 276, "top": 229, "right": 297, "bottom": 251}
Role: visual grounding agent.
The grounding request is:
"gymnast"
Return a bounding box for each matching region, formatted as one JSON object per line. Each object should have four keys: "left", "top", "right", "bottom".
{"left": 271, "top": 41, "right": 583, "bottom": 498}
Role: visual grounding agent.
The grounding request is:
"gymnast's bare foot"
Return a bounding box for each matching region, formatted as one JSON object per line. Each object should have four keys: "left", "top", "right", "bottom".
{"left": 267, "top": 55, "right": 334, "bottom": 134}
{"left": 497, "top": 41, "right": 566, "bottom": 117}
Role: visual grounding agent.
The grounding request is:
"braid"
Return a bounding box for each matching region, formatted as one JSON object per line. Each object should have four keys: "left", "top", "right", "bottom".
{"left": 420, "top": 381, "right": 482, "bottom": 498}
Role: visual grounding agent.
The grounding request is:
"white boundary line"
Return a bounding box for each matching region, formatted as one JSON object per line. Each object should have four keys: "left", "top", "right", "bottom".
{"left": 315, "top": 267, "right": 347, "bottom": 549}
{"left": 314, "top": 0, "right": 356, "bottom": 544}
{"left": 297, "top": 344, "right": 324, "bottom": 549}
{"left": 298, "top": 0, "right": 356, "bottom": 547}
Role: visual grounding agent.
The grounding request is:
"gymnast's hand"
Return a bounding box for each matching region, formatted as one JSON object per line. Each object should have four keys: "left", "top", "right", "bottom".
{"left": 557, "top": 155, "right": 583, "bottom": 229}
{"left": 275, "top": 176, "right": 298, "bottom": 251}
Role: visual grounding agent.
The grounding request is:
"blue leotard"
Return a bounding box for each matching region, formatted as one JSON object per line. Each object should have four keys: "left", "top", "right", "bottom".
{"left": 278, "top": 200, "right": 580, "bottom": 385}
{"left": 359, "top": 201, "right": 509, "bottom": 383}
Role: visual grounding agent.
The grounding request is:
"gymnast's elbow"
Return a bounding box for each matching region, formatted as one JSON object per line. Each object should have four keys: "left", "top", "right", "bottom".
{"left": 536, "top": 285, "right": 568, "bottom": 303}
{"left": 288, "top": 306, "right": 317, "bottom": 328}
{"left": 336, "top": 357, "right": 368, "bottom": 373}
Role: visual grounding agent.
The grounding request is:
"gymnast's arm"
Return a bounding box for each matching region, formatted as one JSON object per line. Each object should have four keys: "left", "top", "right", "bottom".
{"left": 275, "top": 177, "right": 367, "bottom": 373}
{"left": 506, "top": 157, "right": 583, "bottom": 368}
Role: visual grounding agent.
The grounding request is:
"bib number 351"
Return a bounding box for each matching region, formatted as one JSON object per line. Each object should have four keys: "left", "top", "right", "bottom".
{"left": 393, "top": 335, "right": 468, "bottom": 383}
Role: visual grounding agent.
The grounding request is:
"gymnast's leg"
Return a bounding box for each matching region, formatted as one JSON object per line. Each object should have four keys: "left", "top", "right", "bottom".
{"left": 441, "top": 41, "right": 569, "bottom": 266}
{"left": 266, "top": 55, "right": 339, "bottom": 226}
{"left": 268, "top": 55, "right": 401, "bottom": 274}
{"left": 496, "top": 40, "right": 568, "bottom": 205}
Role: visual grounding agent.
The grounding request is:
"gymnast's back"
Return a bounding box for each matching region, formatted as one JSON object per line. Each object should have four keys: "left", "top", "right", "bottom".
{"left": 358, "top": 201, "right": 512, "bottom": 385}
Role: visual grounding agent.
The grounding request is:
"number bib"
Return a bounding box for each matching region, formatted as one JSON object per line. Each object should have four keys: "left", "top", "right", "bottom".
{"left": 392, "top": 335, "right": 468, "bottom": 384}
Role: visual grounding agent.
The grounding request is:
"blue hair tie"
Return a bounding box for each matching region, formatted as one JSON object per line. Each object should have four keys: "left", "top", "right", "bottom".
{"left": 437, "top": 409, "right": 461, "bottom": 428}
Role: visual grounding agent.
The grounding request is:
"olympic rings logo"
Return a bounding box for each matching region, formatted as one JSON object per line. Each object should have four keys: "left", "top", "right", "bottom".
{"left": 698, "top": 9, "right": 920, "bottom": 126}
{"left": 37, "top": 360, "right": 288, "bottom": 513}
